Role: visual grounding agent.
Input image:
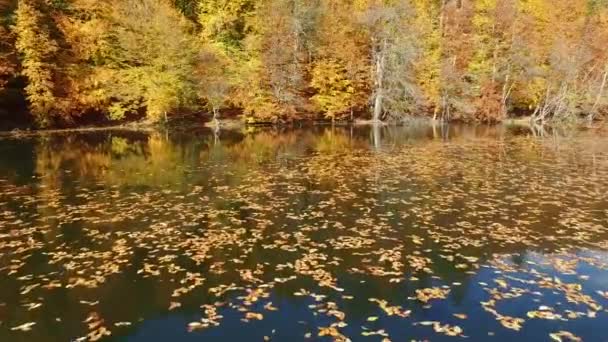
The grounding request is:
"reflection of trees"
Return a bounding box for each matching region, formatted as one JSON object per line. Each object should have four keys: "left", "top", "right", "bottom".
{"left": 1, "top": 125, "right": 608, "bottom": 340}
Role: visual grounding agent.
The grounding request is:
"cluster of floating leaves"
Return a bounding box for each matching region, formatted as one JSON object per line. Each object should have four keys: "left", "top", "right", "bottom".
{"left": 0, "top": 127, "right": 608, "bottom": 341}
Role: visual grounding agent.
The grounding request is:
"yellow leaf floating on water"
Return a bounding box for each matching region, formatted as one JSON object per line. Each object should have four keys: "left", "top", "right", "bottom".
{"left": 188, "top": 322, "right": 205, "bottom": 331}
{"left": 24, "top": 302, "right": 42, "bottom": 310}
{"left": 329, "top": 309, "right": 346, "bottom": 321}
{"left": 169, "top": 302, "right": 181, "bottom": 310}
{"left": 88, "top": 326, "right": 111, "bottom": 342}
{"left": 453, "top": 313, "right": 467, "bottom": 320}
{"left": 367, "top": 316, "right": 378, "bottom": 322}
{"left": 361, "top": 329, "right": 389, "bottom": 337}
{"left": 264, "top": 302, "right": 278, "bottom": 311}
{"left": 494, "top": 279, "right": 508, "bottom": 289}
{"left": 318, "top": 326, "right": 339, "bottom": 337}
{"left": 11, "top": 322, "right": 36, "bottom": 332}
{"left": 318, "top": 324, "right": 350, "bottom": 341}
{"left": 79, "top": 300, "right": 99, "bottom": 306}
{"left": 433, "top": 322, "right": 463, "bottom": 336}
{"left": 497, "top": 315, "right": 525, "bottom": 331}
{"left": 114, "top": 322, "right": 131, "bottom": 327}
{"left": 416, "top": 287, "right": 450, "bottom": 303}
{"left": 549, "top": 331, "right": 582, "bottom": 342}
{"left": 416, "top": 321, "right": 438, "bottom": 326}
{"left": 527, "top": 309, "right": 561, "bottom": 320}
{"left": 245, "top": 312, "right": 264, "bottom": 320}
{"left": 369, "top": 298, "right": 411, "bottom": 318}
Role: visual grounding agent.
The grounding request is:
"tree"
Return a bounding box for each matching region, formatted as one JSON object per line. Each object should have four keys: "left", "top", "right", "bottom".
{"left": 1, "top": 0, "right": 608, "bottom": 126}
{"left": 313, "top": 0, "right": 370, "bottom": 121}
{"left": 310, "top": 59, "right": 355, "bottom": 121}
{"left": 197, "top": 45, "right": 231, "bottom": 129}
{"left": 0, "top": 0, "right": 15, "bottom": 91}
{"left": 467, "top": 0, "right": 519, "bottom": 122}
{"left": 198, "top": 0, "right": 254, "bottom": 49}
{"left": 234, "top": 0, "right": 318, "bottom": 123}
{"left": 101, "top": 0, "right": 200, "bottom": 122}
{"left": 13, "top": 0, "right": 59, "bottom": 126}
{"left": 412, "top": 0, "right": 443, "bottom": 117}
{"left": 359, "top": 0, "right": 420, "bottom": 122}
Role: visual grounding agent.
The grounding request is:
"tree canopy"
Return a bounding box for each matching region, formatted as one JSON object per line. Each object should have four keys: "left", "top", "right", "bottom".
{"left": 0, "top": 0, "right": 607, "bottom": 127}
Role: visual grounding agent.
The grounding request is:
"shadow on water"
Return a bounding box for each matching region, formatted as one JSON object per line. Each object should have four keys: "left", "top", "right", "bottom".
{"left": 0, "top": 123, "right": 607, "bottom": 341}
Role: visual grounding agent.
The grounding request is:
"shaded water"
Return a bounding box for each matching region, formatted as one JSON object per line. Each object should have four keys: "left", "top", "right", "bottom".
{"left": 1, "top": 124, "right": 608, "bottom": 342}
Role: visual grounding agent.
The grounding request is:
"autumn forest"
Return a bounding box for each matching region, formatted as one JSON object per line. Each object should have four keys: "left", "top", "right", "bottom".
{"left": 3, "top": 2, "right": 608, "bottom": 340}
{"left": 0, "top": 0, "right": 608, "bottom": 128}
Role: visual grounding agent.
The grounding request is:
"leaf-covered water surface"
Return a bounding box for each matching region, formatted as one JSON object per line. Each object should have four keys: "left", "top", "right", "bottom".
{"left": 1, "top": 125, "right": 608, "bottom": 342}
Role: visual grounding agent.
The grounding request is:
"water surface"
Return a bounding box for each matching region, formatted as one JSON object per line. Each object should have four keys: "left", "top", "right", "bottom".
{"left": 1, "top": 124, "right": 608, "bottom": 341}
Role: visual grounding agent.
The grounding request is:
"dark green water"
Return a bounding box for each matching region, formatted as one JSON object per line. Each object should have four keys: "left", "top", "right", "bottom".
{"left": 1, "top": 124, "right": 607, "bottom": 342}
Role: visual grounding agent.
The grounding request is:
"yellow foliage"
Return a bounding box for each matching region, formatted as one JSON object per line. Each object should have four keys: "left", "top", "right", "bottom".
{"left": 13, "top": 0, "right": 58, "bottom": 126}
{"left": 310, "top": 59, "right": 355, "bottom": 120}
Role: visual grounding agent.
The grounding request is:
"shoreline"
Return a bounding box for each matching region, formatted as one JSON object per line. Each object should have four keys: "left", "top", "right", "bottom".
{"left": 1, "top": 116, "right": 602, "bottom": 137}
{"left": 0, "top": 122, "right": 159, "bottom": 138}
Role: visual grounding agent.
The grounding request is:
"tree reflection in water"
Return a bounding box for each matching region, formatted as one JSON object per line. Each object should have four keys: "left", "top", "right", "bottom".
{"left": 0, "top": 124, "right": 608, "bottom": 341}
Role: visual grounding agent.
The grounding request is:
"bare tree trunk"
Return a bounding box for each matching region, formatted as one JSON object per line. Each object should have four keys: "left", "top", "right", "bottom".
{"left": 439, "top": 0, "right": 447, "bottom": 36}
{"left": 373, "top": 89, "right": 383, "bottom": 122}
{"left": 212, "top": 107, "right": 220, "bottom": 127}
{"left": 372, "top": 39, "right": 386, "bottom": 123}
{"left": 589, "top": 63, "right": 608, "bottom": 122}
{"left": 212, "top": 106, "right": 221, "bottom": 141}
{"left": 501, "top": 71, "right": 514, "bottom": 117}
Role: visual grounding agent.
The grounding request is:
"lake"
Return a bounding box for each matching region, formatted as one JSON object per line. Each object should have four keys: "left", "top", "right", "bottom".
{"left": 0, "top": 124, "right": 607, "bottom": 342}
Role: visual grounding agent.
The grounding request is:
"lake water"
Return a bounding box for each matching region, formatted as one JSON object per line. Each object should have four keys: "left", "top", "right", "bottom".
{"left": 1, "top": 124, "right": 607, "bottom": 342}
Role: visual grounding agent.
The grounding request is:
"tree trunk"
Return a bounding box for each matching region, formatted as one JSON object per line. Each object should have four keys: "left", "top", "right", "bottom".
{"left": 212, "top": 107, "right": 220, "bottom": 139}
{"left": 372, "top": 39, "right": 386, "bottom": 123}
{"left": 373, "top": 90, "right": 383, "bottom": 122}
{"left": 589, "top": 63, "right": 608, "bottom": 122}
{"left": 212, "top": 107, "right": 220, "bottom": 127}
